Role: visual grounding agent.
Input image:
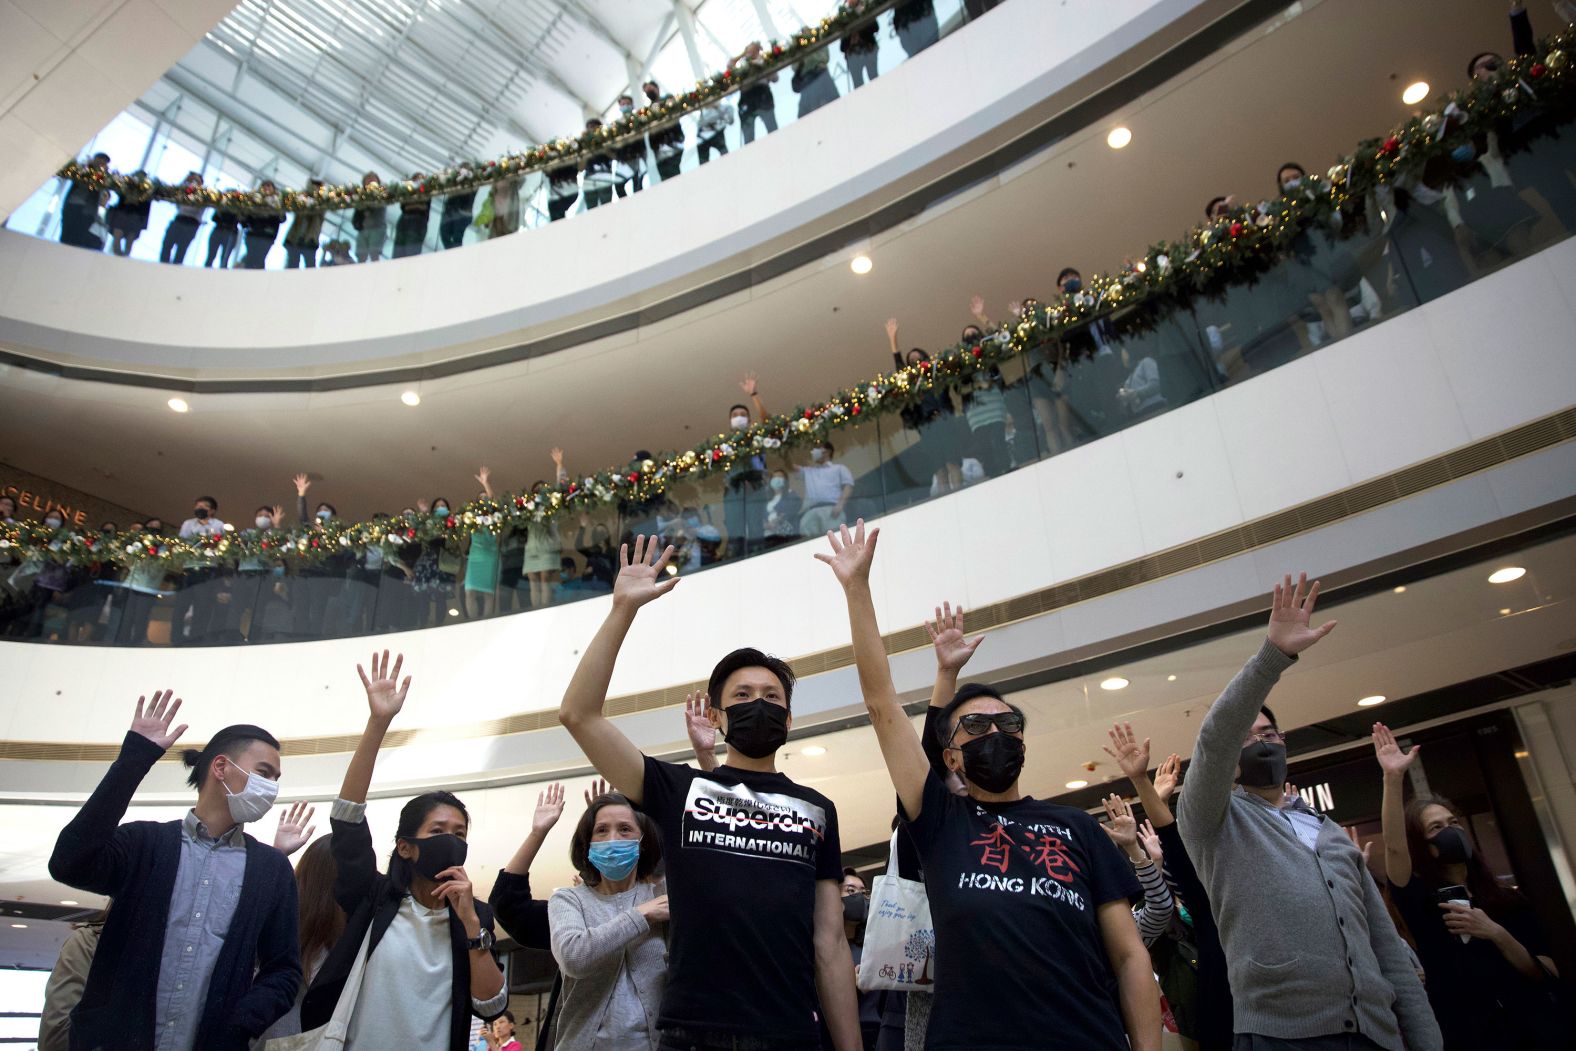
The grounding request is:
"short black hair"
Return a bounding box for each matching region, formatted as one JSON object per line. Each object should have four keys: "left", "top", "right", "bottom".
{"left": 1260, "top": 704, "right": 1277, "bottom": 726}
{"left": 571, "top": 792, "right": 662, "bottom": 887}
{"left": 500, "top": 1010, "right": 516, "bottom": 1024}
{"left": 1276, "top": 162, "right": 1307, "bottom": 184}
{"left": 814, "top": 439, "right": 834, "bottom": 454}
{"left": 1056, "top": 267, "right": 1081, "bottom": 284}
{"left": 560, "top": 556, "right": 576, "bottom": 571}
{"left": 1468, "top": 50, "right": 1501, "bottom": 78}
{"left": 315, "top": 502, "right": 337, "bottom": 517}
{"left": 729, "top": 403, "right": 750, "bottom": 416}
{"left": 707, "top": 647, "right": 796, "bottom": 711}
{"left": 618, "top": 94, "right": 634, "bottom": 104}
{"left": 936, "top": 682, "right": 1026, "bottom": 747}
{"left": 90, "top": 152, "right": 110, "bottom": 163}
{"left": 1205, "top": 196, "right": 1228, "bottom": 219}
{"left": 195, "top": 495, "right": 219, "bottom": 510}
{"left": 100, "top": 521, "right": 116, "bottom": 531}
{"left": 255, "top": 505, "right": 274, "bottom": 516}
{"left": 181, "top": 724, "right": 280, "bottom": 788}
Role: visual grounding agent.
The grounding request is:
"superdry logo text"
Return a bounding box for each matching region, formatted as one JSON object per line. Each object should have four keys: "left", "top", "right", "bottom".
{"left": 681, "top": 779, "right": 827, "bottom": 868}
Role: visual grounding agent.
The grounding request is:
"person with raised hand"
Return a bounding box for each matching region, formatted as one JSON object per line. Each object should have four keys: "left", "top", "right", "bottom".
{"left": 1104, "top": 726, "right": 1229, "bottom": 1051}
{"left": 1371, "top": 723, "right": 1557, "bottom": 1049}
{"left": 301, "top": 651, "right": 507, "bottom": 1050}
{"left": 488, "top": 783, "right": 568, "bottom": 952}
{"left": 1099, "top": 794, "right": 1176, "bottom": 945}
{"left": 549, "top": 782, "right": 668, "bottom": 1050}
{"left": 818, "top": 520, "right": 1160, "bottom": 1051}
{"left": 1178, "top": 576, "right": 1440, "bottom": 1051}
{"left": 48, "top": 691, "right": 300, "bottom": 1050}
{"left": 272, "top": 799, "right": 318, "bottom": 857}
{"left": 558, "top": 536, "right": 861, "bottom": 1051}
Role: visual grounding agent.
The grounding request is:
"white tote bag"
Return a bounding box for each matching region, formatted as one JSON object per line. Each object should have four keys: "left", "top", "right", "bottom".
{"left": 855, "top": 832, "right": 936, "bottom": 993}
{"left": 264, "top": 925, "right": 374, "bottom": 1051}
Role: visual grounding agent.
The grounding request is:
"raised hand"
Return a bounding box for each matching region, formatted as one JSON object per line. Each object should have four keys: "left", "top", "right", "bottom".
{"left": 1138, "top": 819, "right": 1164, "bottom": 866}
{"left": 969, "top": 294, "right": 986, "bottom": 319}
{"left": 293, "top": 472, "right": 311, "bottom": 497}
{"left": 1267, "top": 573, "right": 1337, "bottom": 657}
{"left": 685, "top": 692, "right": 716, "bottom": 755}
{"left": 270, "top": 505, "right": 285, "bottom": 527}
{"left": 130, "top": 690, "right": 187, "bottom": 750}
{"left": 1372, "top": 723, "right": 1421, "bottom": 777}
{"left": 1103, "top": 723, "right": 1151, "bottom": 782}
{"left": 356, "top": 650, "right": 411, "bottom": 723}
{"left": 814, "top": 519, "right": 879, "bottom": 589}
{"left": 924, "top": 602, "right": 983, "bottom": 672}
{"left": 885, "top": 318, "right": 899, "bottom": 341}
{"left": 739, "top": 372, "right": 758, "bottom": 397}
{"left": 612, "top": 535, "right": 679, "bottom": 610}
{"left": 583, "top": 777, "right": 610, "bottom": 807}
{"left": 475, "top": 465, "right": 492, "bottom": 495}
{"left": 273, "top": 800, "right": 317, "bottom": 857}
{"left": 550, "top": 448, "right": 565, "bottom": 468}
{"left": 1099, "top": 794, "right": 1140, "bottom": 854}
{"left": 416, "top": 498, "right": 431, "bottom": 514}
{"left": 1153, "top": 753, "right": 1182, "bottom": 802}
{"left": 531, "top": 783, "right": 566, "bottom": 835}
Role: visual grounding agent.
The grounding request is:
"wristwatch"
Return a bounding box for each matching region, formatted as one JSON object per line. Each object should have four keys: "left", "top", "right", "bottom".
{"left": 466, "top": 928, "right": 495, "bottom": 952}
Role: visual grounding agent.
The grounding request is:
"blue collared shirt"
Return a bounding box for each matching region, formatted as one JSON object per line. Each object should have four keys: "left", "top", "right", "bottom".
{"left": 154, "top": 810, "right": 248, "bottom": 1051}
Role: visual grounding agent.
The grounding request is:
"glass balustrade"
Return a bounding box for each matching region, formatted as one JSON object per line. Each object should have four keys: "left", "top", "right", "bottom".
{"left": 4, "top": 119, "right": 1573, "bottom": 647}
{"left": 7, "top": 0, "right": 976, "bottom": 268}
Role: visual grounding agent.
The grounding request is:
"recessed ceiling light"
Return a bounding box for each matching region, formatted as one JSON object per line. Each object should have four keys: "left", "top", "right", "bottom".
{"left": 167, "top": 397, "right": 189, "bottom": 413}
{"left": 1166, "top": 674, "right": 1178, "bottom": 682}
{"left": 447, "top": 607, "right": 460, "bottom": 617}
{"left": 1065, "top": 779, "right": 1089, "bottom": 789}
{"left": 9, "top": 923, "right": 25, "bottom": 929}
{"left": 400, "top": 390, "right": 421, "bottom": 407}
{"left": 1099, "top": 676, "right": 1129, "bottom": 691}
{"left": 849, "top": 254, "right": 873, "bottom": 275}
{"left": 1106, "top": 126, "right": 1132, "bottom": 149}
{"left": 1514, "top": 750, "right": 1529, "bottom": 759}
{"left": 1488, "top": 567, "right": 1526, "bottom": 584}
{"left": 1402, "top": 81, "right": 1430, "bottom": 105}
{"left": 59, "top": 900, "right": 78, "bottom": 906}
{"left": 1357, "top": 695, "right": 1387, "bottom": 707}
{"left": 1392, "top": 586, "right": 1407, "bottom": 594}
{"left": 802, "top": 745, "right": 827, "bottom": 757}
{"left": 1499, "top": 608, "right": 1512, "bottom": 616}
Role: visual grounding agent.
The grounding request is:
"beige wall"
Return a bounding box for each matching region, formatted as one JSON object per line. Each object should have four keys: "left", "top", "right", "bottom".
{"left": 0, "top": 460, "right": 144, "bottom": 528}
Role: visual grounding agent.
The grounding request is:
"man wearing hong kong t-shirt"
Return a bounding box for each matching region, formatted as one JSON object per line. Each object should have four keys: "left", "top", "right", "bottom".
{"left": 559, "top": 535, "right": 861, "bottom": 1051}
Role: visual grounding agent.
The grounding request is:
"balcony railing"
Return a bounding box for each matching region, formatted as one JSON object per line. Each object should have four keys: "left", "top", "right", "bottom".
{"left": 3, "top": 31, "right": 1574, "bottom": 646}
{"left": 19, "top": 0, "right": 982, "bottom": 268}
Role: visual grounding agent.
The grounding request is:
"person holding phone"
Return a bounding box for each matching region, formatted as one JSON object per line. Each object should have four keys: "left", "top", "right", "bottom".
{"left": 1372, "top": 724, "right": 1559, "bottom": 1049}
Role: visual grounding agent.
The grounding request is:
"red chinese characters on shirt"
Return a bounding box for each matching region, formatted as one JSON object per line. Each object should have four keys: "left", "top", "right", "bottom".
{"left": 1021, "top": 828, "right": 1081, "bottom": 884}
{"left": 971, "top": 824, "right": 1017, "bottom": 874}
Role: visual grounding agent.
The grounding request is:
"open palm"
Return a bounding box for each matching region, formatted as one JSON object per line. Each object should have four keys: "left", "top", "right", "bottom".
{"left": 1371, "top": 723, "right": 1420, "bottom": 776}
{"left": 926, "top": 602, "right": 983, "bottom": 672}
{"left": 1103, "top": 722, "right": 1150, "bottom": 781}
{"left": 356, "top": 650, "right": 411, "bottom": 721}
{"left": 814, "top": 519, "right": 878, "bottom": 587}
{"left": 532, "top": 783, "right": 566, "bottom": 834}
{"left": 129, "top": 690, "right": 188, "bottom": 750}
{"left": 1267, "top": 573, "right": 1337, "bottom": 656}
{"left": 613, "top": 536, "right": 679, "bottom": 609}
{"left": 684, "top": 692, "right": 716, "bottom": 753}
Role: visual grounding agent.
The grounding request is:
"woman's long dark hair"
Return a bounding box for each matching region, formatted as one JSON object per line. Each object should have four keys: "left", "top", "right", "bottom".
{"left": 388, "top": 790, "right": 470, "bottom": 894}
{"left": 1403, "top": 795, "right": 1515, "bottom": 909}
{"left": 569, "top": 792, "right": 662, "bottom": 888}
{"left": 295, "top": 836, "right": 346, "bottom": 978}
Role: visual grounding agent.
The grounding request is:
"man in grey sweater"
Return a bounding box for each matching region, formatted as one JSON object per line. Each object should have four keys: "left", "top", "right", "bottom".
{"left": 1179, "top": 574, "right": 1442, "bottom": 1051}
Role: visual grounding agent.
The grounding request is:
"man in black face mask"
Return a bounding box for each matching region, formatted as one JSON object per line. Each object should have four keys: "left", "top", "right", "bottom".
{"left": 1178, "top": 574, "right": 1441, "bottom": 1051}
{"left": 819, "top": 521, "right": 1161, "bottom": 1051}
{"left": 559, "top": 536, "right": 862, "bottom": 1051}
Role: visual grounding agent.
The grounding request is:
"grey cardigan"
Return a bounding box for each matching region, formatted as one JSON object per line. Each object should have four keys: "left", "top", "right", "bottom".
{"left": 548, "top": 880, "right": 667, "bottom": 1050}
{"left": 1178, "top": 639, "right": 1442, "bottom": 1051}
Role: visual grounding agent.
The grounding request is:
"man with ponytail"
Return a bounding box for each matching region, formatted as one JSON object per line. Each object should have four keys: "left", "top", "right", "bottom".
{"left": 48, "top": 691, "right": 299, "bottom": 1050}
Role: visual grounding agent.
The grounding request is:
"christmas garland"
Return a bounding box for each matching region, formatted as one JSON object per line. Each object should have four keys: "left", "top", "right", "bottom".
{"left": 7, "top": 31, "right": 1573, "bottom": 575}
{"left": 53, "top": 0, "right": 905, "bottom": 217}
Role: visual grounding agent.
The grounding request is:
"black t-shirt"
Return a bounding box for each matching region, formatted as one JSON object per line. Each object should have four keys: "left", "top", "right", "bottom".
{"left": 643, "top": 756, "right": 843, "bottom": 1039}
{"left": 1390, "top": 875, "right": 1552, "bottom": 1046}
{"left": 901, "top": 771, "right": 1141, "bottom": 1051}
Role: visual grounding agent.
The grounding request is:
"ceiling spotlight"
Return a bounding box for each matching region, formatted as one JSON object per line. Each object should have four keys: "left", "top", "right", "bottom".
{"left": 1099, "top": 676, "right": 1129, "bottom": 691}
{"left": 1357, "top": 695, "right": 1387, "bottom": 707}
{"left": 400, "top": 390, "right": 421, "bottom": 407}
{"left": 1392, "top": 586, "right": 1407, "bottom": 594}
{"left": 447, "top": 607, "right": 460, "bottom": 617}
{"left": 850, "top": 254, "right": 873, "bottom": 275}
{"left": 167, "top": 397, "right": 189, "bottom": 413}
{"left": 1065, "top": 779, "right": 1089, "bottom": 789}
{"left": 9, "top": 923, "right": 26, "bottom": 929}
{"left": 1106, "top": 126, "right": 1132, "bottom": 149}
{"left": 1488, "top": 567, "right": 1526, "bottom": 584}
{"left": 1402, "top": 81, "right": 1430, "bottom": 105}
{"left": 1499, "top": 608, "right": 1512, "bottom": 616}
{"left": 1166, "top": 674, "right": 1178, "bottom": 682}
{"left": 59, "top": 900, "right": 78, "bottom": 906}
{"left": 802, "top": 745, "right": 827, "bottom": 756}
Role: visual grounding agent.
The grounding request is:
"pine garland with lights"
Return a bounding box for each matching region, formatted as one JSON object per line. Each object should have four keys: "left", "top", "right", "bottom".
{"left": 53, "top": 0, "right": 904, "bottom": 217}
{"left": 8, "top": 29, "right": 1576, "bottom": 573}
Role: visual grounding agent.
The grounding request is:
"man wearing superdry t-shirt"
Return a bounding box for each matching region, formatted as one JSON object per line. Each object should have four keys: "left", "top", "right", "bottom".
{"left": 559, "top": 535, "right": 862, "bottom": 1051}
{"left": 819, "top": 520, "right": 1162, "bottom": 1051}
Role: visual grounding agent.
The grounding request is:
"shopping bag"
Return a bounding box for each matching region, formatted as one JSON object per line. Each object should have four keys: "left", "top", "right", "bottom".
{"left": 856, "top": 832, "right": 935, "bottom": 993}
{"left": 263, "top": 926, "right": 373, "bottom": 1050}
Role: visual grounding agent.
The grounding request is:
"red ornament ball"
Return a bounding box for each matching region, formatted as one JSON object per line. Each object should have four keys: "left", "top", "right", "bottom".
{"left": 711, "top": 448, "right": 723, "bottom": 461}
{"left": 1530, "top": 62, "right": 1547, "bottom": 78}
{"left": 1378, "top": 136, "right": 1400, "bottom": 156}
{"left": 444, "top": 516, "right": 457, "bottom": 529}
{"left": 405, "top": 528, "right": 417, "bottom": 539}
{"left": 971, "top": 346, "right": 983, "bottom": 358}
{"left": 310, "top": 538, "right": 320, "bottom": 549}
{"left": 851, "top": 404, "right": 861, "bottom": 415}
{"left": 1229, "top": 221, "right": 1245, "bottom": 237}
{"left": 628, "top": 472, "right": 640, "bottom": 483}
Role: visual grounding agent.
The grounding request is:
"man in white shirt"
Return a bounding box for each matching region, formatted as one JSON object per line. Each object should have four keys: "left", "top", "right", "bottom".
{"left": 796, "top": 441, "right": 854, "bottom": 537}
{"left": 175, "top": 496, "right": 227, "bottom": 644}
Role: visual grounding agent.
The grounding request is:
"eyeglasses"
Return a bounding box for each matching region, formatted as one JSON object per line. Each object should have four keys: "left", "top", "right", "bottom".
{"left": 954, "top": 712, "right": 1026, "bottom": 738}
{"left": 1244, "top": 729, "right": 1285, "bottom": 745}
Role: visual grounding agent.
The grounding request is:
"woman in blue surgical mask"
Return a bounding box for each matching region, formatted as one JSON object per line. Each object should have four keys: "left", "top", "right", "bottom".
{"left": 1371, "top": 723, "right": 1559, "bottom": 1049}
{"left": 548, "top": 786, "right": 667, "bottom": 1050}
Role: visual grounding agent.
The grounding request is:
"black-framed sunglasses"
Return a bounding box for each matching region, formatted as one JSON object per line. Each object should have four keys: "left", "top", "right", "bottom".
{"left": 953, "top": 712, "right": 1025, "bottom": 738}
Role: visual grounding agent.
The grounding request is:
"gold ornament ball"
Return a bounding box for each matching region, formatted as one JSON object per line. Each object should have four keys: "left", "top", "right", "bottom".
{"left": 1546, "top": 49, "right": 1566, "bottom": 69}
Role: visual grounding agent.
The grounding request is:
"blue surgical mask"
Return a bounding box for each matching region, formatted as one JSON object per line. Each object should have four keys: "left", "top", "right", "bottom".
{"left": 433, "top": 505, "right": 449, "bottom": 516}
{"left": 770, "top": 477, "right": 787, "bottom": 491}
{"left": 316, "top": 509, "right": 332, "bottom": 522}
{"left": 588, "top": 838, "right": 642, "bottom": 881}
{"left": 1451, "top": 144, "right": 1476, "bottom": 163}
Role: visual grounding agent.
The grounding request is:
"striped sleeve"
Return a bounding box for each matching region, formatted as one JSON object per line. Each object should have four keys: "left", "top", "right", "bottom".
{"left": 1131, "top": 859, "right": 1175, "bottom": 944}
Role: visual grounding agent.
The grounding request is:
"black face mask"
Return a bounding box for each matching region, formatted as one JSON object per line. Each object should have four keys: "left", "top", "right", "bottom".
{"left": 722, "top": 699, "right": 789, "bottom": 759}
{"left": 842, "top": 894, "right": 868, "bottom": 925}
{"left": 193, "top": 507, "right": 210, "bottom": 520}
{"left": 406, "top": 832, "right": 468, "bottom": 881}
{"left": 1430, "top": 826, "right": 1473, "bottom": 864}
{"left": 957, "top": 732, "right": 1025, "bottom": 793}
{"left": 1237, "top": 741, "right": 1287, "bottom": 788}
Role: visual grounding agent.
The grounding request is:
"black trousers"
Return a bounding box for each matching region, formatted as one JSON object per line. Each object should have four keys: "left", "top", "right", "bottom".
{"left": 548, "top": 193, "right": 578, "bottom": 221}
{"left": 655, "top": 154, "right": 683, "bottom": 181}
{"left": 697, "top": 133, "right": 728, "bottom": 164}
{"left": 205, "top": 227, "right": 238, "bottom": 267}
{"left": 160, "top": 216, "right": 200, "bottom": 263}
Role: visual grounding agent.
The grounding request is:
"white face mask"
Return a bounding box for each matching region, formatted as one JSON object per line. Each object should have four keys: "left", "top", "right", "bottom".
{"left": 730, "top": 415, "right": 750, "bottom": 430}
{"left": 45, "top": 518, "right": 63, "bottom": 529}
{"left": 255, "top": 516, "right": 273, "bottom": 530}
{"left": 770, "top": 476, "right": 787, "bottom": 491}
{"left": 810, "top": 448, "right": 827, "bottom": 463}
{"left": 1282, "top": 177, "right": 1302, "bottom": 192}
{"left": 220, "top": 759, "right": 279, "bottom": 824}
